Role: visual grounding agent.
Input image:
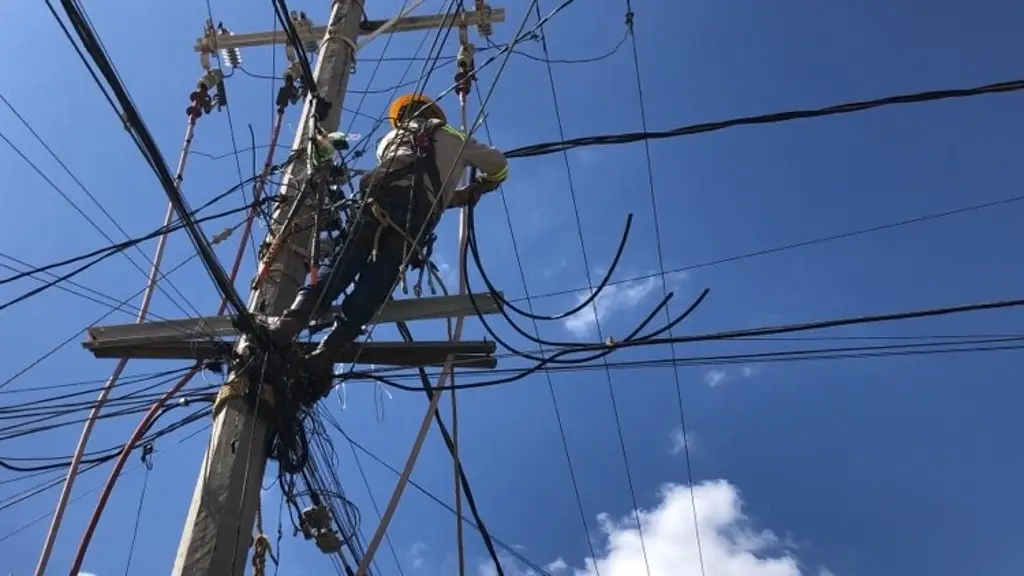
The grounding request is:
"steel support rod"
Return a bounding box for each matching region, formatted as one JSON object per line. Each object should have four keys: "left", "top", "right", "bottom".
{"left": 68, "top": 97, "right": 294, "bottom": 575}
{"left": 41, "top": 112, "right": 199, "bottom": 576}
{"left": 354, "top": 59, "right": 476, "bottom": 576}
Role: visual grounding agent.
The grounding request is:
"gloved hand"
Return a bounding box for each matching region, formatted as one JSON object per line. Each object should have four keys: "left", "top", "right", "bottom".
{"left": 449, "top": 182, "right": 486, "bottom": 208}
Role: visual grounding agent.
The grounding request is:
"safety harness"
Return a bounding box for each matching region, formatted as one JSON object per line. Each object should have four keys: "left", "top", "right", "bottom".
{"left": 358, "top": 118, "right": 447, "bottom": 295}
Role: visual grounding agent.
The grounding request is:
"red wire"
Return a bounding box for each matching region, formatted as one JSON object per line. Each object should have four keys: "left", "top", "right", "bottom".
{"left": 70, "top": 110, "right": 286, "bottom": 573}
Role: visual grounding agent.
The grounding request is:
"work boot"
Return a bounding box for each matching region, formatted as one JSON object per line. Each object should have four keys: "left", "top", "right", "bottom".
{"left": 302, "top": 316, "right": 362, "bottom": 398}
{"left": 264, "top": 289, "right": 321, "bottom": 347}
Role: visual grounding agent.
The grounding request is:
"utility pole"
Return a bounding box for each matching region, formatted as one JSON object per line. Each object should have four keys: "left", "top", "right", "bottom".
{"left": 57, "top": 1, "right": 504, "bottom": 573}
{"left": 170, "top": 2, "right": 363, "bottom": 573}
{"left": 159, "top": 2, "right": 506, "bottom": 575}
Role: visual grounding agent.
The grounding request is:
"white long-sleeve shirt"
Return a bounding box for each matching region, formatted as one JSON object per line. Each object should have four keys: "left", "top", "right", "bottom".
{"left": 375, "top": 119, "right": 509, "bottom": 209}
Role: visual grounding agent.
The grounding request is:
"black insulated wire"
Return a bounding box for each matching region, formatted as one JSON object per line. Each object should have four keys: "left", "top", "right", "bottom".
{"left": 52, "top": 0, "right": 256, "bottom": 333}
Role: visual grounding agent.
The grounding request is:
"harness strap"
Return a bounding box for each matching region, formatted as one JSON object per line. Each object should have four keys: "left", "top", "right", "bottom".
{"left": 365, "top": 198, "right": 434, "bottom": 295}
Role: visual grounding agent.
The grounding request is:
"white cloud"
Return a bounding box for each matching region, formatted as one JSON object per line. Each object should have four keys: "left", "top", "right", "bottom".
{"left": 563, "top": 275, "right": 662, "bottom": 337}
{"left": 670, "top": 427, "right": 695, "bottom": 455}
{"left": 545, "top": 558, "right": 569, "bottom": 573}
{"left": 704, "top": 365, "right": 758, "bottom": 388}
{"left": 78, "top": 573, "right": 98, "bottom": 576}
{"left": 544, "top": 257, "right": 569, "bottom": 279}
{"left": 410, "top": 541, "right": 428, "bottom": 569}
{"left": 704, "top": 369, "right": 728, "bottom": 388}
{"left": 432, "top": 254, "right": 457, "bottom": 288}
{"left": 479, "top": 481, "right": 824, "bottom": 576}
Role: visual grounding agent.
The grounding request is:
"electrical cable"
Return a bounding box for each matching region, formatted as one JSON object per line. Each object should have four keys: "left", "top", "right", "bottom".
{"left": 0, "top": 197, "right": 272, "bottom": 314}
{"left": 467, "top": 59, "right": 603, "bottom": 575}
{"left": 395, "top": 296, "right": 1024, "bottom": 391}
{"left": 619, "top": 3, "right": 706, "bottom": 572}
{"left": 0, "top": 214, "right": 253, "bottom": 394}
{"left": 51, "top": 0, "right": 257, "bottom": 333}
{"left": 0, "top": 97, "right": 201, "bottom": 321}
{"left": 506, "top": 78, "right": 1024, "bottom": 158}
{"left": 122, "top": 441, "right": 152, "bottom": 576}
{"left": 484, "top": 26, "right": 628, "bottom": 65}
{"left": 337, "top": 430, "right": 553, "bottom": 576}
{"left": 0, "top": 423, "right": 209, "bottom": 545}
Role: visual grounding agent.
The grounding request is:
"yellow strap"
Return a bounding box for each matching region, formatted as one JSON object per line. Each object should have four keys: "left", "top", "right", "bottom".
{"left": 441, "top": 124, "right": 467, "bottom": 140}
{"left": 213, "top": 374, "right": 276, "bottom": 417}
{"left": 367, "top": 200, "right": 428, "bottom": 263}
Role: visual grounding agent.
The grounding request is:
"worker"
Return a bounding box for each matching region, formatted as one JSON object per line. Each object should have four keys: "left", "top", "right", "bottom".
{"left": 263, "top": 93, "right": 509, "bottom": 384}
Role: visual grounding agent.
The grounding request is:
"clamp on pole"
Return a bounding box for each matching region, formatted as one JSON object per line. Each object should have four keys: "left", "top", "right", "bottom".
{"left": 454, "top": 42, "right": 476, "bottom": 101}
{"left": 290, "top": 10, "right": 319, "bottom": 52}
{"left": 188, "top": 71, "right": 224, "bottom": 119}
{"left": 198, "top": 19, "right": 242, "bottom": 71}
{"left": 474, "top": 0, "right": 494, "bottom": 38}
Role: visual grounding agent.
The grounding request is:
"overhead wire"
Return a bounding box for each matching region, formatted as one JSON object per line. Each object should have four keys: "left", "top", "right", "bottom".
{"left": 619, "top": 3, "right": 706, "bottom": 572}
{"left": 517, "top": 6, "right": 651, "bottom": 572}
{"left": 0, "top": 248, "right": 207, "bottom": 391}
{"left": 484, "top": 25, "right": 628, "bottom": 65}
{"left": 345, "top": 294, "right": 1024, "bottom": 396}
{"left": 340, "top": 336, "right": 1024, "bottom": 390}
{"left": 50, "top": 0, "right": 258, "bottom": 334}
{"left": 0, "top": 195, "right": 271, "bottom": 315}
{"left": 123, "top": 441, "right": 153, "bottom": 576}
{"left": 338, "top": 430, "right": 554, "bottom": 576}
{"left": 468, "top": 52, "right": 603, "bottom": 576}
{"left": 506, "top": 78, "right": 1024, "bottom": 158}
{"left": 0, "top": 95, "right": 203, "bottom": 322}
{"left": 0, "top": 423, "right": 210, "bottom": 545}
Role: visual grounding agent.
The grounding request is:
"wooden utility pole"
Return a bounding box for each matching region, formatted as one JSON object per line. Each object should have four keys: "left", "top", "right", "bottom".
{"left": 170, "top": 2, "right": 364, "bottom": 573}
{"left": 63, "top": 2, "right": 505, "bottom": 574}
{"left": 158, "top": 3, "right": 507, "bottom": 575}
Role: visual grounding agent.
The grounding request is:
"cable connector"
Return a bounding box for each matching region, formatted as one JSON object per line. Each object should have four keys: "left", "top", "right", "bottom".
{"left": 198, "top": 19, "right": 217, "bottom": 71}
{"left": 455, "top": 43, "right": 476, "bottom": 98}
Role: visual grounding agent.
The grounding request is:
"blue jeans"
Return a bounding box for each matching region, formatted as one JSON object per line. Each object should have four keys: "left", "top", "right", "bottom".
{"left": 304, "top": 190, "right": 423, "bottom": 345}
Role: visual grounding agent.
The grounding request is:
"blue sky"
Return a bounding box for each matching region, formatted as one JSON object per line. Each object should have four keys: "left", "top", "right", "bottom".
{"left": 1, "top": 0, "right": 1024, "bottom": 575}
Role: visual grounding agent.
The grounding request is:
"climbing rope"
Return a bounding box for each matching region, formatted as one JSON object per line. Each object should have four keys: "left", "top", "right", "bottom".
{"left": 251, "top": 502, "right": 277, "bottom": 576}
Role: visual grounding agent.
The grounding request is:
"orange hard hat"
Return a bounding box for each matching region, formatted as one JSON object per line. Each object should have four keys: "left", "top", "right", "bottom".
{"left": 387, "top": 93, "right": 446, "bottom": 128}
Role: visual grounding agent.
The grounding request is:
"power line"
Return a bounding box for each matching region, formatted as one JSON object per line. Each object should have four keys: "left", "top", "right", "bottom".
{"left": 336, "top": 430, "right": 554, "bottom": 576}
{"left": 0, "top": 423, "right": 209, "bottom": 545}
{"left": 352, "top": 336, "right": 1024, "bottom": 391}
{"left": 618, "top": 3, "right": 707, "bottom": 573}
{"left": 49, "top": 0, "right": 256, "bottom": 332}
{"left": 529, "top": 2, "right": 651, "bottom": 572}
{"left": 505, "top": 78, "right": 1024, "bottom": 158}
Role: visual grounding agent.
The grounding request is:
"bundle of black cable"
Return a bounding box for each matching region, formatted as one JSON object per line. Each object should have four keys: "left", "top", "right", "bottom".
{"left": 265, "top": 369, "right": 314, "bottom": 476}
{"left": 235, "top": 347, "right": 312, "bottom": 476}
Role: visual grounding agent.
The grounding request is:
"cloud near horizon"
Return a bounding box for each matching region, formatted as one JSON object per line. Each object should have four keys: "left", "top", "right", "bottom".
{"left": 478, "top": 480, "right": 828, "bottom": 576}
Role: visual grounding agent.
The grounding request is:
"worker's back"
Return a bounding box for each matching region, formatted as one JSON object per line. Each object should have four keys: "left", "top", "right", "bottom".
{"left": 376, "top": 118, "right": 508, "bottom": 209}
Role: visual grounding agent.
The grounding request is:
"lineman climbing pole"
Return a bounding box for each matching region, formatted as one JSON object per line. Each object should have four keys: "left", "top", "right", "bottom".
{"left": 67, "top": 2, "right": 504, "bottom": 575}
{"left": 170, "top": 3, "right": 364, "bottom": 571}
